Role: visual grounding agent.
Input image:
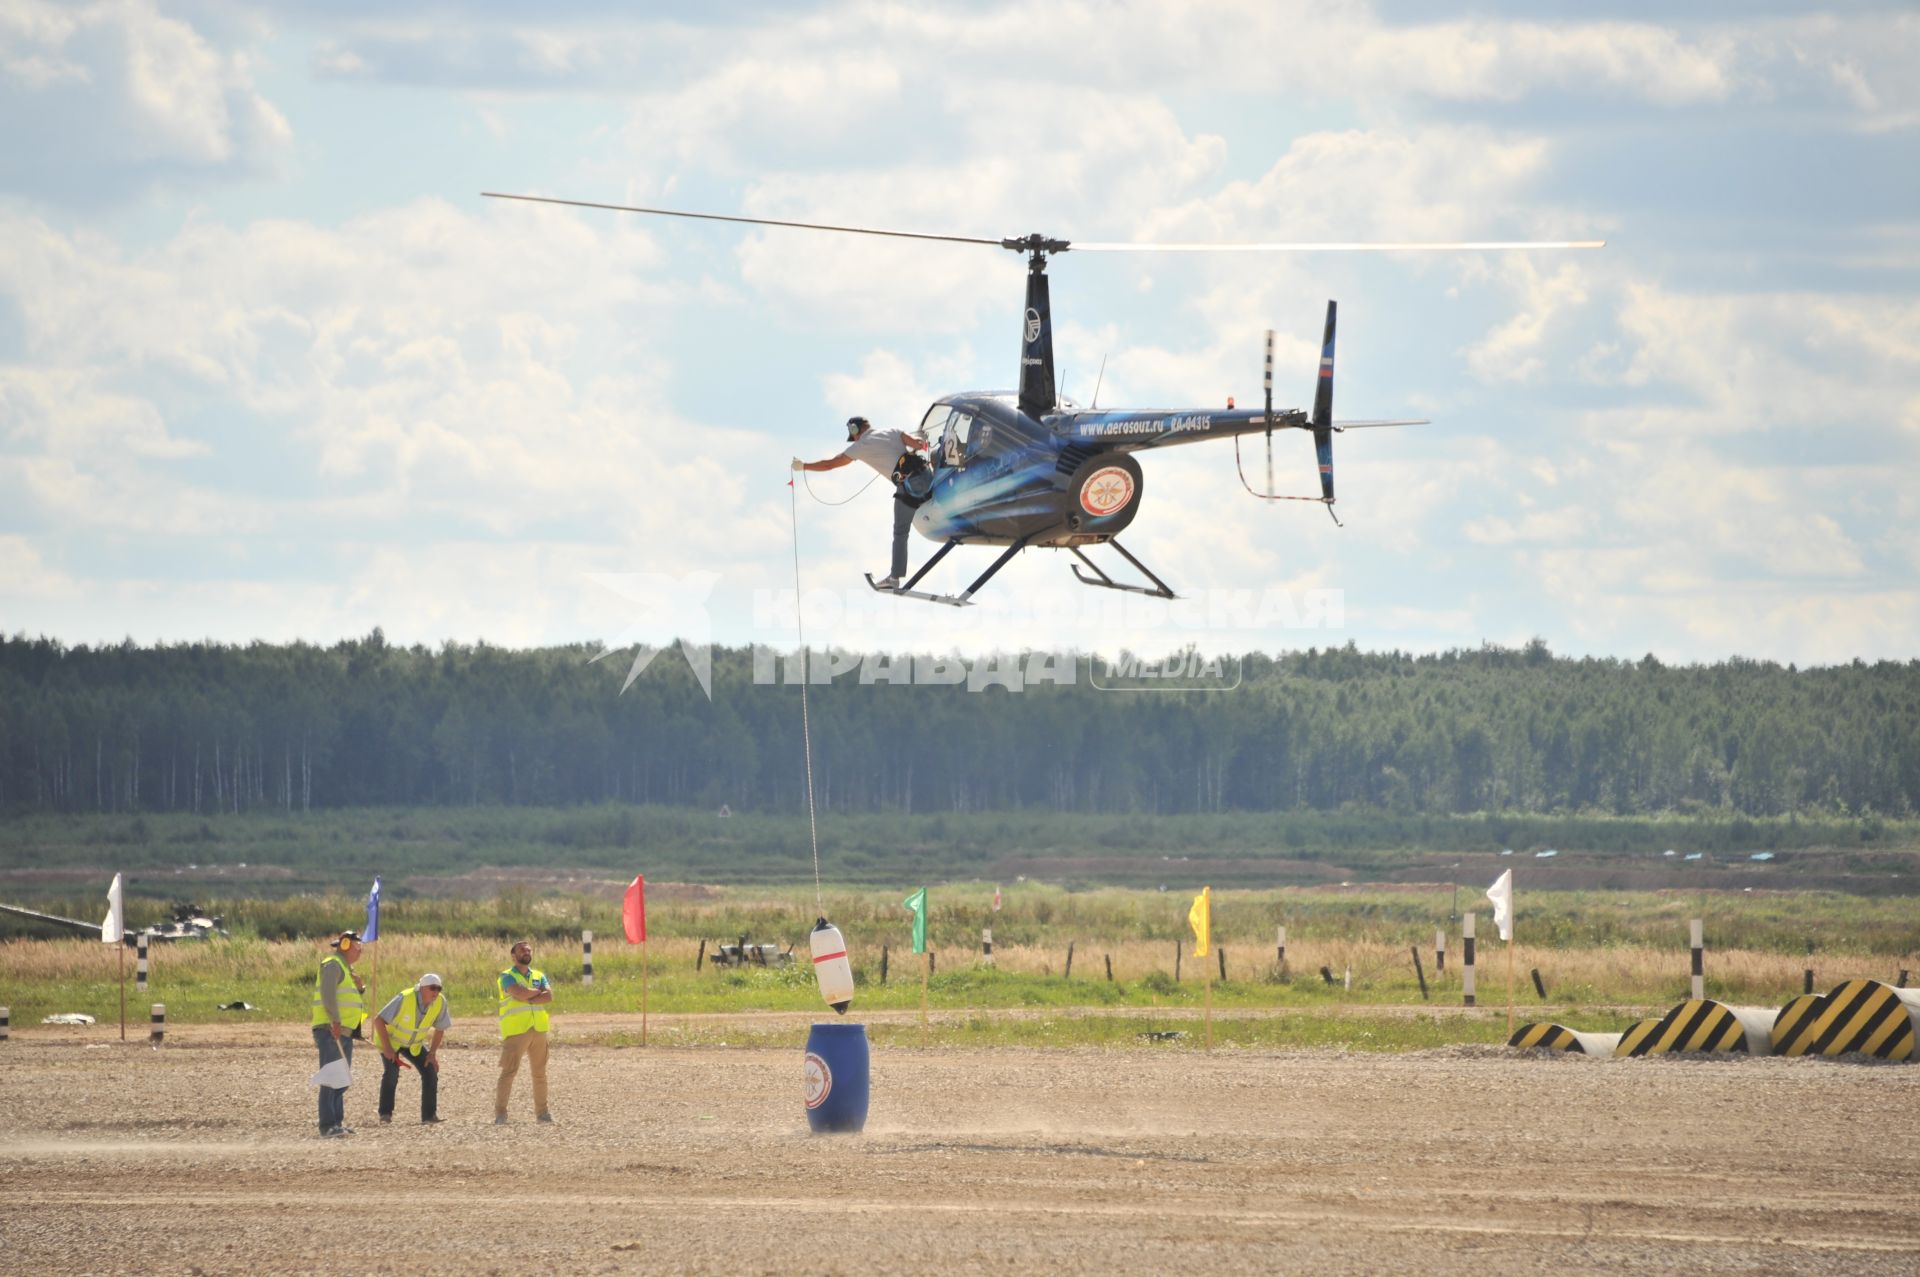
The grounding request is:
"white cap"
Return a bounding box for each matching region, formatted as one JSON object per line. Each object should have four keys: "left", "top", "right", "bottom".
{"left": 418, "top": 974, "right": 443, "bottom": 988}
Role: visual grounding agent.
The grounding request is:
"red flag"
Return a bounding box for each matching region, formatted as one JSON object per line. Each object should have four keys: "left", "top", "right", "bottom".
{"left": 623, "top": 874, "right": 646, "bottom": 943}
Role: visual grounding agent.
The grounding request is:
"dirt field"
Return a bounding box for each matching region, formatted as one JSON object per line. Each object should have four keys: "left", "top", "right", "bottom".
{"left": 3, "top": 1018, "right": 1918, "bottom": 1275}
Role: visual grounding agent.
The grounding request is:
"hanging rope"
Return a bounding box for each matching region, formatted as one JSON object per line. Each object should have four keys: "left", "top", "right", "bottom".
{"left": 801, "top": 467, "right": 881, "bottom": 506}
{"left": 788, "top": 478, "right": 825, "bottom": 911}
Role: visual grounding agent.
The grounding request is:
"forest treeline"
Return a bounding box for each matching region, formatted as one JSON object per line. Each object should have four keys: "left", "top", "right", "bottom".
{"left": 1, "top": 632, "right": 1915, "bottom": 820}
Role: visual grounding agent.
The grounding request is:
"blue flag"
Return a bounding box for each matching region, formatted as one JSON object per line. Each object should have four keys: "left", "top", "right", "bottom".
{"left": 363, "top": 876, "right": 382, "bottom": 942}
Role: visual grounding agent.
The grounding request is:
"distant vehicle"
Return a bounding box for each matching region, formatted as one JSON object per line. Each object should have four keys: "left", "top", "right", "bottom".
{"left": 1535, "top": 849, "right": 1559, "bottom": 858}
{"left": 702, "top": 935, "right": 793, "bottom": 969}
{"left": 0, "top": 899, "right": 228, "bottom": 946}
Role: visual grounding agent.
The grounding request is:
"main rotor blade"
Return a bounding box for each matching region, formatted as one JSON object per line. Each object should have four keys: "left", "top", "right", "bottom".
{"left": 1071, "top": 240, "right": 1604, "bottom": 252}
{"left": 1334, "top": 419, "right": 1430, "bottom": 429}
{"left": 481, "top": 192, "right": 1001, "bottom": 248}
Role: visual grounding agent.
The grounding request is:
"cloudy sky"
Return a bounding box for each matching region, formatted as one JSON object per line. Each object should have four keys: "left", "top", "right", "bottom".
{"left": 2, "top": 1, "right": 1916, "bottom": 665}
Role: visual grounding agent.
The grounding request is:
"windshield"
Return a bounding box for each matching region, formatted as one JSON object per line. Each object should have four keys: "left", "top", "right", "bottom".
{"left": 918, "top": 403, "right": 953, "bottom": 438}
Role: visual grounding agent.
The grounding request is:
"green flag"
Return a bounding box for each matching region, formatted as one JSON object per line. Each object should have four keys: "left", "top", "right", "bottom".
{"left": 903, "top": 886, "right": 928, "bottom": 955}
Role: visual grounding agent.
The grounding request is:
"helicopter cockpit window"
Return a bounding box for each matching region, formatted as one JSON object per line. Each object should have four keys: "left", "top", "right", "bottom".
{"left": 919, "top": 404, "right": 954, "bottom": 441}
{"left": 942, "top": 413, "right": 975, "bottom": 467}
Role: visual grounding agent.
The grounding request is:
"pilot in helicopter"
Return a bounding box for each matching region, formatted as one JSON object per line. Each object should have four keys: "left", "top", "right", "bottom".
{"left": 793, "top": 416, "right": 932, "bottom": 590}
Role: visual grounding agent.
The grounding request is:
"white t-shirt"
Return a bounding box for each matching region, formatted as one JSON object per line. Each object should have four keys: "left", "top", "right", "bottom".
{"left": 841, "top": 428, "right": 909, "bottom": 478}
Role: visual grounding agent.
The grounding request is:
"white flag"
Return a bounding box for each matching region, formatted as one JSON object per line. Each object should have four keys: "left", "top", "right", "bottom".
{"left": 309, "top": 1057, "right": 352, "bottom": 1089}
{"left": 1486, "top": 869, "right": 1513, "bottom": 942}
{"left": 101, "top": 872, "right": 124, "bottom": 944}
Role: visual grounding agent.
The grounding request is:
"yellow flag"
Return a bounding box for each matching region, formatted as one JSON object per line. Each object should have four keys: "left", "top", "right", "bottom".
{"left": 1188, "top": 885, "right": 1211, "bottom": 958}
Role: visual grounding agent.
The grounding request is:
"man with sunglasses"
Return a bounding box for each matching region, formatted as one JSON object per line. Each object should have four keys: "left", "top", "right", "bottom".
{"left": 371, "top": 973, "right": 451, "bottom": 1125}
{"left": 495, "top": 938, "right": 556, "bottom": 1125}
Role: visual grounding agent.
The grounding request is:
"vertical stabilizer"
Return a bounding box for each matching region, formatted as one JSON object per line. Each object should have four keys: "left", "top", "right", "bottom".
{"left": 1018, "top": 253, "right": 1057, "bottom": 419}
{"left": 1311, "top": 301, "right": 1336, "bottom": 502}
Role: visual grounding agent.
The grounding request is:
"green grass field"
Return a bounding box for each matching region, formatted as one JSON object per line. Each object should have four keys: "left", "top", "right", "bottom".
{"left": 4, "top": 879, "right": 1914, "bottom": 1048}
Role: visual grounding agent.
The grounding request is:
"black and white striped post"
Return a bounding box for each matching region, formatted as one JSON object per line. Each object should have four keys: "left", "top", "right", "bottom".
{"left": 1, "top": 1006, "right": 9, "bottom": 1042}
{"left": 1462, "top": 912, "right": 1477, "bottom": 1007}
{"left": 982, "top": 927, "right": 993, "bottom": 966}
{"left": 1276, "top": 925, "right": 1286, "bottom": 968}
{"left": 136, "top": 932, "right": 150, "bottom": 993}
{"left": 581, "top": 930, "right": 594, "bottom": 987}
{"left": 1435, "top": 927, "right": 1446, "bottom": 974}
{"left": 1690, "top": 919, "right": 1704, "bottom": 1000}
{"left": 149, "top": 1003, "right": 165, "bottom": 1046}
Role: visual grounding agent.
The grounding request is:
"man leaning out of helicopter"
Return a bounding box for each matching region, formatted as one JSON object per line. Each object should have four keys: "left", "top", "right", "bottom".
{"left": 793, "top": 416, "right": 932, "bottom": 589}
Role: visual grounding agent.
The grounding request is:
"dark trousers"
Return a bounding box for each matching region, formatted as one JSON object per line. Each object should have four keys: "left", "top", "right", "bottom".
{"left": 891, "top": 495, "right": 913, "bottom": 577}
{"left": 312, "top": 1026, "right": 354, "bottom": 1132}
{"left": 379, "top": 1046, "right": 439, "bottom": 1120}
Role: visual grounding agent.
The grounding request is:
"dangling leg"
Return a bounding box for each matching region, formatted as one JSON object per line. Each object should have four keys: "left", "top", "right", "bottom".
{"left": 888, "top": 495, "right": 913, "bottom": 583}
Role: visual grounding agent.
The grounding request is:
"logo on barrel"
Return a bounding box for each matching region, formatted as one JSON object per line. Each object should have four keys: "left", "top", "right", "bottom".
{"left": 1080, "top": 466, "right": 1134, "bottom": 516}
{"left": 804, "top": 1052, "right": 833, "bottom": 1109}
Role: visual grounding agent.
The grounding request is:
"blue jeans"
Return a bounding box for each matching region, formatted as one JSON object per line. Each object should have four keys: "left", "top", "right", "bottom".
{"left": 891, "top": 496, "right": 913, "bottom": 578}
{"left": 312, "top": 1025, "right": 355, "bottom": 1132}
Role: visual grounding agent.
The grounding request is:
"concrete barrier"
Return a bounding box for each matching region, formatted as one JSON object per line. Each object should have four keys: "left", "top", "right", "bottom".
{"left": 1508, "top": 1022, "right": 1621, "bottom": 1055}
{"left": 1615, "top": 999, "right": 1775, "bottom": 1057}
{"left": 1771, "top": 980, "right": 1917, "bottom": 1060}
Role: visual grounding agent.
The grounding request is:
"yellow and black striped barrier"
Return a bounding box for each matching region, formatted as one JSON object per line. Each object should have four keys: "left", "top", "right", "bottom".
{"left": 1615, "top": 999, "right": 1770, "bottom": 1057}
{"left": 1769, "top": 992, "right": 1829, "bottom": 1055}
{"left": 1508, "top": 1023, "right": 1622, "bottom": 1055}
{"left": 1772, "top": 980, "right": 1916, "bottom": 1060}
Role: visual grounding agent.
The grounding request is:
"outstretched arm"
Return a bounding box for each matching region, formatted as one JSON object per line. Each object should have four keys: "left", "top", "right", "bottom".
{"left": 793, "top": 455, "right": 855, "bottom": 472}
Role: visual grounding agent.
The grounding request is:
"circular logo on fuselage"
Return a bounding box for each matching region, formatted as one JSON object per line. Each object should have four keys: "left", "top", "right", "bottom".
{"left": 1079, "top": 466, "right": 1135, "bottom": 517}
{"left": 1024, "top": 308, "right": 1042, "bottom": 343}
{"left": 804, "top": 1052, "right": 833, "bottom": 1109}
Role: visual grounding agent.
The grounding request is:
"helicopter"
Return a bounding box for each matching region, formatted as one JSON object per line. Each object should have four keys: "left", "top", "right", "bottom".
{"left": 0, "top": 899, "right": 228, "bottom": 946}
{"left": 485, "top": 193, "right": 1602, "bottom": 605}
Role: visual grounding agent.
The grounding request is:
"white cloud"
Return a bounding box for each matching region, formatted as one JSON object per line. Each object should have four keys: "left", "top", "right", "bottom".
{"left": 0, "top": 0, "right": 290, "bottom": 199}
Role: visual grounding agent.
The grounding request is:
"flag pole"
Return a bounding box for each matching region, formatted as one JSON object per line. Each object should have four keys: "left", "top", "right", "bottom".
{"left": 1506, "top": 933, "right": 1515, "bottom": 1035}
{"left": 641, "top": 940, "right": 650, "bottom": 1046}
{"left": 920, "top": 951, "right": 930, "bottom": 1031}
{"left": 118, "top": 941, "right": 126, "bottom": 1042}
{"left": 1203, "top": 962, "right": 1213, "bottom": 1052}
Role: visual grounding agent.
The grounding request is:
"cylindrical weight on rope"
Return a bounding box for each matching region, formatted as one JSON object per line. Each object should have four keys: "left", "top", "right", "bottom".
{"left": 1690, "top": 919, "right": 1704, "bottom": 1000}
{"left": 150, "top": 1003, "right": 165, "bottom": 1045}
{"left": 810, "top": 918, "right": 854, "bottom": 1014}
{"left": 582, "top": 930, "right": 594, "bottom": 986}
{"left": 982, "top": 927, "right": 993, "bottom": 966}
{"left": 137, "top": 933, "right": 149, "bottom": 993}
{"left": 1, "top": 1005, "right": 9, "bottom": 1042}
{"left": 804, "top": 1022, "right": 870, "bottom": 1134}
{"left": 1435, "top": 928, "right": 1445, "bottom": 973}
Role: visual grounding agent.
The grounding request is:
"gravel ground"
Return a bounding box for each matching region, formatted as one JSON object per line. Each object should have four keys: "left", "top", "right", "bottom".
{"left": 2, "top": 1019, "right": 1918, "bottom": 1275}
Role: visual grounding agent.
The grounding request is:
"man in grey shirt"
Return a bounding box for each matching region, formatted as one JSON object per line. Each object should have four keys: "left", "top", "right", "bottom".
{"left": 372, "top": 974, "right": 452, "bottom": 1124}
{"left": 794, "top": 416, "right": 932, "bottom": 589}
{"left": 310, "top": 930, "right": 367, "bottom": 1137}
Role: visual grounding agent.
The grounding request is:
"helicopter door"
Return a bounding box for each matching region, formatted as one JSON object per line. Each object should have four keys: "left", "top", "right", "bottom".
{"left": 941, "top": 412, "right": 975, "bottom": 468}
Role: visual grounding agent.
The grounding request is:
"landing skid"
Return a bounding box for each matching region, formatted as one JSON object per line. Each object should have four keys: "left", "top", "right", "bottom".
{"left": 866, "top": 572, "right": 970, "bottom": 607}
{"left": 1068, "top": 540, "right": 1176, "bottom": 599}
{"left": 866, "top": 533, "right": 1039, "bottom": 607}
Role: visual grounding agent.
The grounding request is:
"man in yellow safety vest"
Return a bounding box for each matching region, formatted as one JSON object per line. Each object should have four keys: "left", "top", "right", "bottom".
{"left": 310, "top": 929, "right": 366, "bottom": 1137}
{"left": 495, "top": 938, "right": 555, "bottom": 1125}
{"left": 372, "top": 973, "right": 451, "bottom": 1124}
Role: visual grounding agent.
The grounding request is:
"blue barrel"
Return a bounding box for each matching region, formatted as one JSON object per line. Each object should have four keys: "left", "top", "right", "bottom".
{"left": 804, "top": 1022, "right": 869, "bottom": 1134}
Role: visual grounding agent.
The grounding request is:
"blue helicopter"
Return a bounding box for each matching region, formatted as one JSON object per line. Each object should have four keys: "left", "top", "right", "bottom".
{"left": 486, "top": 194, "right": 1601, "bottom": 605}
